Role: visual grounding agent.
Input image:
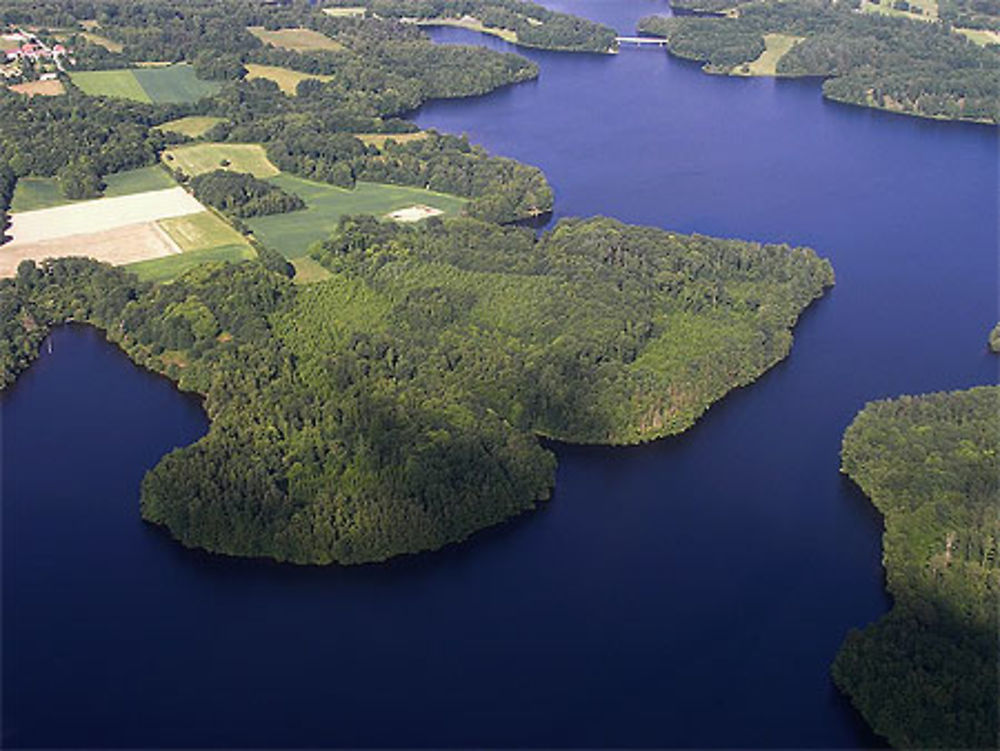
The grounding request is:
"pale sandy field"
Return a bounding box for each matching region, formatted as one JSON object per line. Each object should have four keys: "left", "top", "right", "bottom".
{"left": 5, "top": 187, "right": 203, "bottom": 245}
{"left": 386, "top": 204, "right": 445, "bottom": 222}
{"left": 0, "top": 222, "right": 180, "bottom": 277}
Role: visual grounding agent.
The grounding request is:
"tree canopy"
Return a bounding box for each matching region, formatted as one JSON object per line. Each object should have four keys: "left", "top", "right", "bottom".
{"left": 639, "top": 0, "right": 1000, "bottom": 123}
{"left": 834, "top": 386, "right": 999, "bottom": 749}
{"left": 0, "top": 215, "right": 832, "bottom": 564}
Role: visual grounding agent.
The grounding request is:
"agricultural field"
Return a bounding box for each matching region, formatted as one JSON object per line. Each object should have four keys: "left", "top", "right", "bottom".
{"left": 9, "top": 79, "right": 65, "bottom": 96}
{"left": 127, "top": 243, "right": 256, "bottom": 282}
{"left": 247, "top": 26, "right": 344, "bottom": 52}
{"left": 158, "top": 211, "right": 249, "bottom": 252}
{"left": 128, "top": 211, "right": 255, "bottom": 282}
{"left": 6, "top": 187, "right": 202, "bottom": 245}
{"left": 244, "top": 63, "right": 333, "bottom": 95}
{"left": 154, "top": 116, "right": 225, "bottom": 138}
{"left": 10, "top": 165, "right": 177, "bottom": 212}
{"left": 70, "top": 64, "right": 221, "bottom": 103}
{"left": 246, "top": 174, "right": 467, "bottom": 258}
{"left": 162, "top": 143, "right": 280, "bottom": 178}
{"left": 0, "top": 222, "right": 180, "bottom": 277}
{"left": 733, "top": 34, "right": 804, "bottom": 76}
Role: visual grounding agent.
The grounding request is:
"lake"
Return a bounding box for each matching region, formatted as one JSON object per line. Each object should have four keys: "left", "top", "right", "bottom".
{"left": 2, "top": 1, "right": 997, "bottom": 746}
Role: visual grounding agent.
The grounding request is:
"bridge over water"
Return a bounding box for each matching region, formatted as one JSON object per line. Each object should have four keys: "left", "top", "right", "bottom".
{"left": 616, "top": 36, "right": 669, "bottom": 47}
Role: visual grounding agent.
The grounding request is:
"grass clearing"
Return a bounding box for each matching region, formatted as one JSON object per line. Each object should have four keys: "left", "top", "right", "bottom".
{"left": 955, "top": 27, "right": 1000, "bottom": 45}
{"left": 244, "top": 63, "right": 333, "bottom": 95}
{"left": 246, "top": 174, "right": 466, "bottom": 259}
{"left": 127, "top": 244, "right": 255, "bottom": 282}
{"left": 161, "top": 143, "right": 279, "bottom": 178}
{"left": 414, "top": 16, "right": 519, "bottom": 43}
{"left": 154, "top": 115, "right": 225, "bottom": 138}
{"left": 322, "top": 6, "right": 366, "bottom": 17}
{"left": 9, "top": 79, "right": 65, "bottom": 96}
{"left": 291, "top": 256, "right": 333, "bottom": 284}
{"left": 733, "top": 33, "right": 804, "bottom": 76}
{"left": 10, "top": 166, "right": 177, "bottom": 212}
{"left": 70, "top": 64, "right": 221, "bottom": 103}
{"left": 247, "top": 26, "right": 344, "bottom": 52}
{"left": 158, "top": 211, "right": 250, "bottom": 252}
{"left": 355, "top": 131, "right": 429, "bottom": 147}
{"left": 80, "top": 31, "right": 124, "bottom": 52}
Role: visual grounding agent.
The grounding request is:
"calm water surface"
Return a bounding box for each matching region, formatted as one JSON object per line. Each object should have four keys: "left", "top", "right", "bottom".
{"left": 3, "top": 1, "right": 997, "bottom": 747}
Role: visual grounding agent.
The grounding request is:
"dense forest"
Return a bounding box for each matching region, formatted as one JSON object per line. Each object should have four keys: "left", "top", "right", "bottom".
{"left": 834, "top": 387, "right": 999, "bottom": 748}
{"left": 188, "top": 170, "right": 305, "bottom": 218}
{"left": 324, "top": 0, "right": 618, "bottom": 52}
{"left": 0, "top": 215, "right": 832, "bottom": 563}
{"left": 639, "top": 0, "right": 1000, "bottom": 123}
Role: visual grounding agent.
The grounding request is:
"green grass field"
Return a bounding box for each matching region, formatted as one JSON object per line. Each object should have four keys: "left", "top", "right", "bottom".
{"left": 158, "top": 211, "right": 250, "bottom": 252}
{"left": 10, "top": 165, "right": 177, "bottom": 212}
{"left": 161, "top": 143, "right": 280, "bottom": 178}
{"left": 154, "top": 116, "right": 225, "bottom": 138}
{"left": 247, "top": 26, "right": 344, "bottom": 52}
{"left": 70, "top": 64, "right": 221, "bottom": 103}
{"left": 291, "top": 256, "right": 333, "bottom": 284}
{"left": 126, "top": 211, "right": 255, "bottom": 282}
{"left": 244, "top": 64, "right": 333, "bottom": 95}
{"left": 246, "top": 174, "right": 467, "bottom": 259}
{"left": 126, "top": 244, "right": 256, "bottom": 282}
{"left": 733, "top": 33, "right": 804, "bottom": 76}
{"left": 71, "top": 68, "right": 150, "bottom": 101}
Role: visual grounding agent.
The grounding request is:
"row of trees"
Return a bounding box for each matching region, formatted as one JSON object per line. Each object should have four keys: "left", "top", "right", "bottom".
{"left": 639, "top": 0, "right": 1000, "bottom": 123}
{"left": 834, "top": 387, "right": 999, "bottom": 749}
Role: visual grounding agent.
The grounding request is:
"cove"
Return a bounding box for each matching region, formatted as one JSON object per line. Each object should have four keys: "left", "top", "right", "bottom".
{"left": 3, "top": 1, "right": 997, "bottom": 748}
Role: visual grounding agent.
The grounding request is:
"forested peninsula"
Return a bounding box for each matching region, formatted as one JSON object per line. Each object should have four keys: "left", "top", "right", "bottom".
{"left": 323, "top": 0, "right": 618, "bottom": 52}
{"left": 639, "top": 0, "right": 1000, "bottom": 124}
{"left": 834, "top": 386, "right": 999, "bottom": 748}
{"left": 0, "top": 0, "right": 834, "bottom": 564}
{"left": 1, "top": 217, "right": 832, "bottom": 563}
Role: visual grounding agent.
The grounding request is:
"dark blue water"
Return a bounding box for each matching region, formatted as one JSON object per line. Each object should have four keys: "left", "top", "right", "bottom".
{"left": 3, "top": 2, "right": 997, "bottom": 746}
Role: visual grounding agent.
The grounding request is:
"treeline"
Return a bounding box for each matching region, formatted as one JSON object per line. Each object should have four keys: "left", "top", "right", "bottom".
{"left": 324, "top": 0, "right": 617, "bottom": 52}
{"left": 265, "top": 131, "right": 553, "bottom": 223}
{"left": 0, "top": 214, "right": 831, "bottom": 564}
{"left": 834, "top": 387, "right": 999, "bottom": 749}
{"left": 639, "top": 0, "right": 1000, "bottom": 123}
{"left": 0, "top": 89, "right": 167, "bottom": 187}
{"left": 189, "top": 170, "right": 305, "bottom": 218}
{"left": 0, "top": 162, "right": 15, "bottom": 245}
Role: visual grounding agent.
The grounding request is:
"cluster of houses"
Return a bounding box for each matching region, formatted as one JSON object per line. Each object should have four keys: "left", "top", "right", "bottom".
{"left": 1, "top": 29, "right": 70, "bottom": 82}
{"left": 3, "top": 31, "right": 67, "bottom": 64}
